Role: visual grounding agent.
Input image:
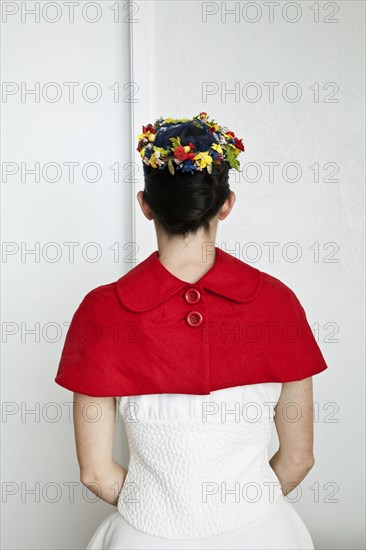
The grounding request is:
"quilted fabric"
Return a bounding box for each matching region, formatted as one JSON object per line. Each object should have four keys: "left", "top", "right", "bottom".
{"left": 116, "top": 382, "right": 285, "bottom": 539}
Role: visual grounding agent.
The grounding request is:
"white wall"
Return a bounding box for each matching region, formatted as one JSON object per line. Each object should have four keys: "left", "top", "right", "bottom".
{"left": 1, "top": 1, "right": 137, "bottom": 548}
{"left": 147, "top": 1, "right": 364, "bottom": 549}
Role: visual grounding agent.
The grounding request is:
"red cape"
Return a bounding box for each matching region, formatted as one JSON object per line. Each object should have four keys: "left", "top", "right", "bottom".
{"left": 54, "top": 246, "right": 328, "bottom": 396}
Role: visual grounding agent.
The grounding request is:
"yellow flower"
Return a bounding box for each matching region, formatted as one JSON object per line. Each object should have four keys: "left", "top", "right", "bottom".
{"left": 194, "top": 151, "right": 213, "bottom": 168}
{"left": 153, "top": 146, "right": 169, "bottom": 157}
{"left": 164, "top": 117, "right": 190, "bottom": 124}
{"left": 211, "top": 143, "right": 223, "bottom": 154}
{"left": 208, "top": 123, "right": 220, "bottom": 132}
{"left": 139, "top": 147, "right": 146, "bottom": 158}
{"left": 149, "top": 153, "right": 157, "bottom": 168}
{"left": 137, "top": 131, "right": 155, "bottom": 142}
{"left": 228, "top": 143, "right": 241, "bottom": 156}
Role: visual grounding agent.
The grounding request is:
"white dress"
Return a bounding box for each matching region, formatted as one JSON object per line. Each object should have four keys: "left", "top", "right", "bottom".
{"left": 86, "top": 382, "right": 315, "bottom": 550}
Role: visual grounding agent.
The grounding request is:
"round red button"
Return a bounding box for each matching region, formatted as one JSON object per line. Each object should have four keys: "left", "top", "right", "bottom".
{"left": 184, "top": 287, "right": 201, "bottom": 305}
{"left": 185, "top": 310, "right": 203, "bottom": 327}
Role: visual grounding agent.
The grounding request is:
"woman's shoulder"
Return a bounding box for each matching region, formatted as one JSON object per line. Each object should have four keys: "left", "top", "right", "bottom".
{"left": 217, "top": 247, "right": 302, "bottom": 302}
{"left": 71, "top": 280, "right": 120, "bottom": 318}
{"left": 76, "top": 254, "right": 304, "bottom": 313}
{"left": 259, "top": 266, "right": 300, "bottom": 300}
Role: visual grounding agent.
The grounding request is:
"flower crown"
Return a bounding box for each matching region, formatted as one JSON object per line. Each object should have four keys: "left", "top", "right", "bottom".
{"left": 136, "top": 112, "right": 245, "bottom": 175}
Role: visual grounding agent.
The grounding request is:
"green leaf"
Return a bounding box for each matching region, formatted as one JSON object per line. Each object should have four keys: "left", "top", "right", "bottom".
{"left": 169, "top": 136, "right": 181, "bottom": 149}
{"left": 225, "top": 147, "right": 240, "bottom": 170}
{"left": 153, "top": 146, "right": 169, "bottom": 157}
{"left": 168, "top": 159, "right": 175, "bottom": 175}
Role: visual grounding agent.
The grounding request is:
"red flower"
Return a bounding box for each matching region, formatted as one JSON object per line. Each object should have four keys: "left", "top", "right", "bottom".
{"left": 142, "top": 124, "right": 156, "bottom": 134}
{"left": 188, "top": 142, "right": 195, "bottom": 150}
{"left": 226, "top": 131, "right": 235, "bottom": 138}
{"left": 234, "top": 138, "right": 245, "bottom": 151}
{"left": 174, "top": 146, "right": 196, "bottom": 161}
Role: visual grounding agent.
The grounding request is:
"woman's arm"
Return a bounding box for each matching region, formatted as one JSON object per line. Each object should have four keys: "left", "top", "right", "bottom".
{"left": 73, "top": 392, "right": 128, "bottom": 506}
{"left": 269, "top": 377, "right": 315, "bottom": 496}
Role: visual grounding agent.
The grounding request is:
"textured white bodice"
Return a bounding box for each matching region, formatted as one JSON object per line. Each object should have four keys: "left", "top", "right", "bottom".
{"left": 116, "top": 383, "right": 285, "bottom": 540}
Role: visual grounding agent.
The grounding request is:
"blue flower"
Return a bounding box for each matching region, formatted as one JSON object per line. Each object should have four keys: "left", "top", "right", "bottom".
{"left": 211, "top": 150, "right": 220, "bottom": 160}
{"left": 181, "top": 160, "right": 196, "bottom": 174}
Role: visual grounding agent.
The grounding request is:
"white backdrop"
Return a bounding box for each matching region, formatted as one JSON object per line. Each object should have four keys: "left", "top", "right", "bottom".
{"left": 1, "top": 1, "right": 144, "bottom": 548}
{"left": 144, "top": 1, "right": 365, "bottom": 549}
{"left": 1, "top": 1, "right": 365, "bottom": 549}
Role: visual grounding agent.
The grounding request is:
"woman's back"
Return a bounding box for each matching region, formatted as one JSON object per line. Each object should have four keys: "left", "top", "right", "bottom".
{"left": 56, "top": 113, "right": 328, "bottom": 549}
{"left": 85, "top": 382, "right": 315, "bottom": 549}
{"left": 117, "top": 382, "right": 284, "bottom": 539}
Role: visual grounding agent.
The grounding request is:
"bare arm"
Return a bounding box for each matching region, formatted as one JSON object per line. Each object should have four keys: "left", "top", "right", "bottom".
{"left": 270, "top": 377, "right": 315, "bottom": 496}
{"left": 73, "top": 392, "right": 128, "bottom": 506}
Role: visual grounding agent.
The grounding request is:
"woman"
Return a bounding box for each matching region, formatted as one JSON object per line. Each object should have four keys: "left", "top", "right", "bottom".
{"left": 55, "top": 112, "right": 328, "bottom": 549}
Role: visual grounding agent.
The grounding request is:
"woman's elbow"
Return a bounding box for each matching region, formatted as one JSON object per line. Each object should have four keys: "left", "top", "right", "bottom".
{"left": 80, "top": 471, "right": 94, "bottom": 487}
{"left": 80, "top": 467, "right": 101, "bottom": 487}
{"left": 277, "top": 447, "right": 315, "bottom": 471}
{"left": 290, "top": 452, "right": 315, "bottom": 471}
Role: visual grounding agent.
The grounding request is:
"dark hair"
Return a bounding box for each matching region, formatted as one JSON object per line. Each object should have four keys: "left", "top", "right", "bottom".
{"left": 142, "top": 121, "right": 231, "bottom": 238}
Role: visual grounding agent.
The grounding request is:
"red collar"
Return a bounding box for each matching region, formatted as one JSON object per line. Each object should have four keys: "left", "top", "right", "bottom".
{"left": 116, "top": 246, "right": 262, "bottom": 312}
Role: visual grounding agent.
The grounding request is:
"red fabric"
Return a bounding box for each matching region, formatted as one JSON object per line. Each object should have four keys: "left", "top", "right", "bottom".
{"left": 54, "top": 246, "right": 328, "bottom": 397}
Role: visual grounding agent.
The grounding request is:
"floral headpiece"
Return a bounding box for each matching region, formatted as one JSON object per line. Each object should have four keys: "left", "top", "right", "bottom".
{"left": 136, "top": 112, "right": 245, "bottom": 175}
